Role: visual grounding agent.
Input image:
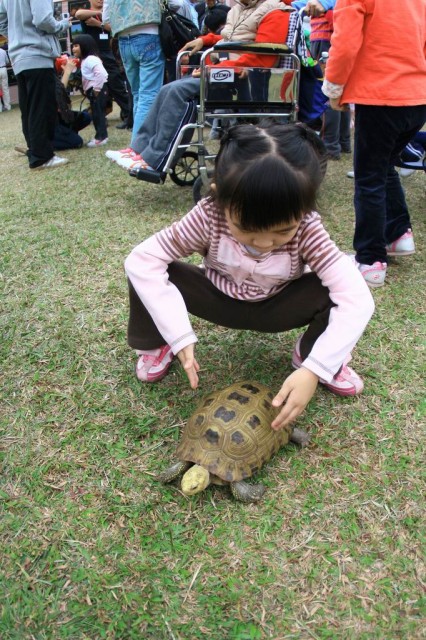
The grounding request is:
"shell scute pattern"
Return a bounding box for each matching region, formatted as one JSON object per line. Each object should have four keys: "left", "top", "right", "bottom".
{"left": 176, "top": 381, "right": 291, "bottom": 482}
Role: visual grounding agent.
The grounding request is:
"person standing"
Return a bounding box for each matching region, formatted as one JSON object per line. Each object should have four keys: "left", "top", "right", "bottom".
{"left": 0, "top": 44, "right": 11, "bottom": 111}
{"left": 102, "top": 0, "right": 165, "bottom": 150}
{"left": 75, "top": 0, "right": 131, "bottom": 129}
{"left": 0, "top": 0, "right": 71, "bottom": 169}
{"left": 322, "top": 0, "right": 426, "bottom": 288}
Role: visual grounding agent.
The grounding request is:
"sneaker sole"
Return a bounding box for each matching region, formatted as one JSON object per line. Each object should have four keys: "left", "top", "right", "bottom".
{"left": 386, "top": 249, "right": 415, "bottom": 257}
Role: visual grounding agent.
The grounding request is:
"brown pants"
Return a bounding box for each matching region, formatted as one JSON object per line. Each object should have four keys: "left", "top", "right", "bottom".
{"left": 127, "top": 261, "right": 335, "bottom": 360}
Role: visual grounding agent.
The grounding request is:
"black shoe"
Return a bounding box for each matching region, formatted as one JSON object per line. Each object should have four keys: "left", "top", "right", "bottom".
{"left": 115, "top": 121, "right": 132, "bottom": 130}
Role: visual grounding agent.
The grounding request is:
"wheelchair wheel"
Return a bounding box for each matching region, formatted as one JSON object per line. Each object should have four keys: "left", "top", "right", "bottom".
{"left": 193, "top": 175, "right": 211, "bottom": 204}
{"left": 170, "top": 151, "right": 199, "bottom": 187}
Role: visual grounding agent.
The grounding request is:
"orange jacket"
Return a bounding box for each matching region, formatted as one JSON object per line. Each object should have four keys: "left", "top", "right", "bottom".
{"left": 325, "top": 0, "right": 426, "bottom": 106}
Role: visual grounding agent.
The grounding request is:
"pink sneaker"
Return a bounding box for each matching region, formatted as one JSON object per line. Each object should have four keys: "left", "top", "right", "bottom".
{"left": 353, "top": 258, "right": 387, "bottom": 288}
{"left": 386, "top": 229, "right": 415, "bottom": 256}
{"left": 292, "top": 336, "right": 364, "bottom": 396}
{"left": 135, "top": 345, "right": 174, "bottom": 382}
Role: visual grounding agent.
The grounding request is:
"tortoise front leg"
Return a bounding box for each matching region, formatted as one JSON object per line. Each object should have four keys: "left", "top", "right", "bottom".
{"left": 230, "top": 481, "right": 266, "bottom": 503}
{"left": 290, "top": 427, "right": 311, "bottom": 448}
{"left": 156, "top": 461, "right": 191, "bottom": 483}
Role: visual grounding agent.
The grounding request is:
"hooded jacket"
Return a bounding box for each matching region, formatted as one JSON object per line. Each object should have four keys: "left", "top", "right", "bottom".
{"left": 0, "top": 0, "right": 69, "bottom": 75}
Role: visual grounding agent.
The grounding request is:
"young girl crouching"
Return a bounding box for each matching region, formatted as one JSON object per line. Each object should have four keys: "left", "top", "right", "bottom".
{"left": 72, "top": 35, "right": 109, "bottom": 148}
{"left": 125, "top": 123, "right": 375, "bottom": 431}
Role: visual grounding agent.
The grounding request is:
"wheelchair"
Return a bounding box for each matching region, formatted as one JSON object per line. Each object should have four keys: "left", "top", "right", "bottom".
{"left": 129, "top": 42, "right": 301, "bottom": 203}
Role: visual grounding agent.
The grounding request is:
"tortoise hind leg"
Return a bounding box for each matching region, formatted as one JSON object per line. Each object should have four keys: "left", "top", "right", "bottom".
{"left": 230, "top": 481, "right": 266, "bottom": 503}
{"left": 156, "top": 461, "right": 191, "bottom": 483}
{"left": 290, "top": 427, "right": 311, "bottom": 448}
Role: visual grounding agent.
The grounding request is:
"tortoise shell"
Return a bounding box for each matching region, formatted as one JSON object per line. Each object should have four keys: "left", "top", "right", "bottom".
{"left": 176, "top": 381, "right": 291, "bottom": 483}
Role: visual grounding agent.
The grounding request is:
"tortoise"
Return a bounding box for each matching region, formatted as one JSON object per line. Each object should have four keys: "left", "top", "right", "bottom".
{"left": 157, "top": 380, "right": 310, "bottom": 502}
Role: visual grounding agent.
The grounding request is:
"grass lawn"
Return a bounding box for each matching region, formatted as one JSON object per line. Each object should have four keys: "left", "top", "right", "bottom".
{"left": 0, "top": 106, "right": 425, "bottom": 640}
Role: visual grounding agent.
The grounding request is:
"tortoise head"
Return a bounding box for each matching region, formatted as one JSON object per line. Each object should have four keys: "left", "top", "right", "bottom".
{"left": 181, "top": 465, "right": 210, "bottom": 496}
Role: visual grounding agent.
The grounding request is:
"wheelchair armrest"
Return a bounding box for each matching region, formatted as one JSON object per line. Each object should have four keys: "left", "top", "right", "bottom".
{"left": 212, "top": 42, "right": 293, "bottom": 55}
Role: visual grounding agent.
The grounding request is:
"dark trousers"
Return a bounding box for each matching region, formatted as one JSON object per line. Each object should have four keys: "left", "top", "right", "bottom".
{"left": 127, "top": 262, "right": 334, "bottom": 361}
{"left": 100, "top": 51, "right": 130, "bottom": 120}
{"left": 87, "top": 84, "right": 109, "bottom": 140}
{"left": 53, "top": 111, "right": 91, "bottom": 150}
{"left": 353, "top": 104, "right": 426, "bottom": 264}
{"left": 16, "top": 68, "right": 57, "bottom": 168}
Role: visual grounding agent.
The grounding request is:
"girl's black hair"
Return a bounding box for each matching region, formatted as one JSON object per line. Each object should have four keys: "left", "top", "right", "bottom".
{"left": 213, "top": 121, "right": 327, "bottom": 230}
{"left": 72, "top": 34, "right": 100, "bottom": 59}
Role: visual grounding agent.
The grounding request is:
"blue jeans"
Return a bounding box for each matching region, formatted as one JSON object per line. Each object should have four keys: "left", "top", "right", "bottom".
{"left": 118, "top": 33, "right": 165, "bottom": 148}
{"left": 353, "top": 104, "right": 426, "bottom": 264}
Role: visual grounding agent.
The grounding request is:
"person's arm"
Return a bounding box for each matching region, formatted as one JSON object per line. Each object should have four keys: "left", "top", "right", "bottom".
{"left": 292, "top": 0, "right": 336, "bottom": 15}
{"left": 0, "top": 1, "right": 8, "bottom": 38}
{"left": 61, "top": 58, "right": 77, "bottom": 89}
{"left": 102, "top": 0, "right": 110, "bottom": 26}
{"left": 322, "top": 0, "right": 366, "bottom": 106}
{"left": 75, "top": 8, "right": 102, "bottom": 21}
{"left": 29, "top": 0, "right": 70, "bottom": 33}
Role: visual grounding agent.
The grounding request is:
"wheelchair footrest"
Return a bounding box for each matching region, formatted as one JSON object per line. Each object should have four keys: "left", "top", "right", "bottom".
{"left": 129, "top": 167, "right": 166, "bottom": 184}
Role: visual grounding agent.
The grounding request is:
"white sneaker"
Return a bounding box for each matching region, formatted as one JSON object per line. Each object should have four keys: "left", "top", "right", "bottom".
{"left": 32, "top": 155, "right": 69, "bottom": 170}
{"left": 106, "top": 147, "right": 137, "bottom": 162}
{"left": 347, "top": 170, "right": 355, "bottom": 178}
{"left": 87, "top": 138, "right": 108, "bottom": 148}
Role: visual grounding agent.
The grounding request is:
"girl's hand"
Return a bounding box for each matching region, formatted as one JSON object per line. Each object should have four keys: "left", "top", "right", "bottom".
{"left": 271, "top": 368, "right": 319, "bottom": 430}
{"left": 177, "top": 345, "right": 200, "bottom": 389}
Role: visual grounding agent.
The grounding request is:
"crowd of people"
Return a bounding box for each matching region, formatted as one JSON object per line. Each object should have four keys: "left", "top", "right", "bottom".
{"left": 0, "top": 0, "right": 424, "bottom": 422}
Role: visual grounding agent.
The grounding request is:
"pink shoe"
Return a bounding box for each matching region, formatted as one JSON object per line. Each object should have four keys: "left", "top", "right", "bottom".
{"left": 135, "top": 345, "right": 173, "bottom": 382}
{"left": 386, "top": 229, "right": 415, "bottom": 256}
{"left": 352, "top": 257, "right": 387, "bottom": 288}
{"left": 292, "top": 336, "right": 364, "bottom": 396}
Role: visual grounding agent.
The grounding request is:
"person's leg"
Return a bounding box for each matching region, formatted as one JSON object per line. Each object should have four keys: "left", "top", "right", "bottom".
{"left": 53, "top": 122, "right": 83, "bottom": 150}
{"left": 322, "top": 106, "right": 341, "bottom": 158}
{"left": 385, "top": 105, "right": 426, "bottom": 243}
{"left": 130, "top": 34, "right": 165, "bottom": 148}
{"left": 131, "top": 76, "right": 201, "bottom": 169}
{"left": 17, "top": 68, "right": 57, "bottom": 168}
{"left": 0, "top": 67, "right": 11, "bottom": 110}
{"left": 339, "top": 109, "right": 351, "bottom": 153}
{"left": 101, "top": 51, "right": 130, "bottom": 120}
{"left": 88, "top": 85, "right": 109, "bottom": 141}
{"left": 127, "top": 262, "right": 333, "bottom": 358}
{"left": 354, "top": 104, "right": 426, "bottom": 264}
{"left": 119, "top": 34, "right": 165, "bottom": 147}
{"left": 16, "top": 71, "right": 30, "bottom": 149}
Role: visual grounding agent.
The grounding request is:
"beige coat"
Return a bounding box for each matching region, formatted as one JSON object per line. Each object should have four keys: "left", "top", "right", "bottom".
{"left": 221, "top": 0, "right": 291, "bottom": 43}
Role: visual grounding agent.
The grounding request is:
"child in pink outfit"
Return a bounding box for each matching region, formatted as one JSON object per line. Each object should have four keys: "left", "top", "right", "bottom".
{"left": 125, "top": 123, "right": 374, "bottom": 431}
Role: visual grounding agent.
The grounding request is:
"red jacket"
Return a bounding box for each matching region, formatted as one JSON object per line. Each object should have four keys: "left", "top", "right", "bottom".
{"left": 325, "top": 0, "right": 426, "bottom": 106}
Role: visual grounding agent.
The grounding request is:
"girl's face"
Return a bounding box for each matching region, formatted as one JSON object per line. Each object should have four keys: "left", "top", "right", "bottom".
{"left": 72, "top": 43, "right": 81, "bottom": 58}
{"left": 225, "top": 209, "right": 301, "bottom": 253}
